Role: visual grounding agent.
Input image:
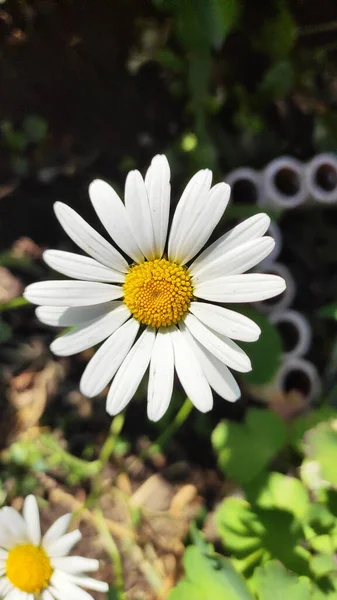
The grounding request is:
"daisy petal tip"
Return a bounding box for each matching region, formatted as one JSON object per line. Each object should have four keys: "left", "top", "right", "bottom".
{"left": 147, "top": 406, "right": 165, "bottom": 423}
{"left": 280, "top": 276, "right": 287, "bottom": 291}
{"left": 198, "top": 399, "right": 213, "bottom": 414}
{"left": 88, "top": 178, "right": 109, "bottom": 197}
{"left": 23, "top": 284, "right": 37, "bottom": 304}
{"left": 252, "top": 326, "right": 262, "bottom": 342}
{"left": 99, "top": 582, "right": 110, "bottom": 593}
{"left": 53, "top": 200, "right": 67, "bottom": 217}
{"left": 79, "top": 381, "right": 96, "bottom": 400}
{"left": 232, "top": 388, "right": 242, "bottom": 402}
{"left": 49, "top": 339, "right": 68, "bottom": 357}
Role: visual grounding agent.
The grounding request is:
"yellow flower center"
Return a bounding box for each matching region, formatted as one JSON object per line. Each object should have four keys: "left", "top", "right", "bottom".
{"left": 6, "top": 544, "right": 53, "bottom": 594}
{"left": 123, "top": 258, "right": 193, "bottom": 328}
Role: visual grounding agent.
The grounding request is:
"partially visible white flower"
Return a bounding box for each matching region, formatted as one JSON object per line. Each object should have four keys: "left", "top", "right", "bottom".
{"left": 0, "top": 495, "right": 108, "bottom": 600}
{"left": 24, "top": 155, "right": 286, "bottom": 421}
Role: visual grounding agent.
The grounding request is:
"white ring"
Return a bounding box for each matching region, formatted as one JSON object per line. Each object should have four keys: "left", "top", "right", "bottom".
{"left": 275, "top": 357, "right": 321, "bottom": 404}
{"left": 225, "top": 168, "right": 263, "bottom": 205}
{"left": 270, "top": 309, "right": 311, "bottom": 358}
{"left": 263, "top": 156, "right": 307, "bottom": 209}
{"left": 304, "top": 153, "right": 337, "bottom": 204}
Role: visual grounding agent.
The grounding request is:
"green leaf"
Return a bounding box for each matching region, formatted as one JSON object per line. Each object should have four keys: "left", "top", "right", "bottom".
{"left": 216, "top": 497, "right": 264, "bottom": 556}
{"left": 256, "top": 4, "right": 297, "bottom": 61}
{"left": 310, "top": 554, "right": 337, "bottom": 579}
{"left": 319, "top": 302, "right": 337, "bottom": 320}
{"left": 291, "top": 408, "right": 337, "bottom": 453}
{"left": 239, "top": 309, "right": 283, "bottom": 385}
{"left": 203, "top": 0, "right": 241, "bottom": 49}
{"left": 246, "top": 472, "right": 310, "bottom": 521}
{"left": 304, "top": 422, "right": 337, "bottom": 487}
{"left": 169, "top": 546, "right": 254, "bottom": 600}
{"left": 259, "top": 61, "right": 295, "bottom": 101}
{"left": 212, "top": 409, "right": 287, "bottom": 484}
{"left": 253, "top": 561, "right": 312, "bottom": 599}
{"left": 216, "top": 497, "right": 309, "bottom": 575}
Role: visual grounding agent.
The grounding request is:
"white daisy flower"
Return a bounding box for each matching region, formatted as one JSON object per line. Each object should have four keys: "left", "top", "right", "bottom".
{"left": 0, "top": 495, "right": 108, "bottom": 599}
{"left": 24, "top": 155, "right": 286, "bottom": 421}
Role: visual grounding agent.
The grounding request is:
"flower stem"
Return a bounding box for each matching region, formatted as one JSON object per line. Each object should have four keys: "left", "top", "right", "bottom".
{"left": 87, "top": 413, "right": 125, "bottom": 507}
{"left": 152, "top": 396, "right": 193, "bottom": 452}
{"left": 94, "top": 507, "right": 125, "bottom": 599}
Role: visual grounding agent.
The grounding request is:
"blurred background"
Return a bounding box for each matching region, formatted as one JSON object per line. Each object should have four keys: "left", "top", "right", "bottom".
{"left": 1, "top": 1, "right": 337, "bottom": 598}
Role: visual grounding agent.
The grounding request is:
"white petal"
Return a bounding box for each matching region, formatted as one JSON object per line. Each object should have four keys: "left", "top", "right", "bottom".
{"left": 125, "top": 170, "right": 155, "bottom": 260}
{"left": 46, "top": 587, "right": 73, "bottom": 600}
{"left": 44, "top": 530, "right": 81, "bottom": 557}
{"left": 80, "top": 318, "right": 140, "bottom": 397}
{"left": 24, "top": 281, "right": 123, "bottom": 307}
{"left": 189, "top": 302, "right": 260, "bottom": 342}
{"left": 60, "top": 573, "right": 108, "bottom": 593}
{"left": 88, "top": 179, "right": 143, "bottom": 263}
{"left": 106, "top": 327, "right": 156, "bottom": 415}
{"left": 191, "top": 236, "right": 275, "bottom": 281}
{"left": 42, "top": 514, "right": 72, "bottom": 545}
{"left": 0, "top": 525, "right": 18, "bottom": 550}
{"left": 23, "top": 495, "right": 41, "bottom": 545}
{"left": 0, "top": 550, "right": 8, "bottom": 560}
{"left": 50, "top": 304, "right": 130, "bottom": 357}
{"left": 183, "top": 313, "right": 251, "bottom": 373}
{"left": 182, "top": 327, "right": 241, "bottom": 402}
{"left": 50, "top": 572, "right": 94, "bottom": 600}
{"left": 54, "top": 202, "right": 128, "bottom": 272}
{"left": 42, "top": 591, "right": 55, "bottom": 600}
{"left": 174, "top": 182, "right": 230, "bottom": 265}
{"left": 8, "top": 592, "right": 33, "bottom": 600}
{"left": 36, "top": 302, "right": 118, "bottom": 327}
{"left": 170, "top": 326, "right": 213, "bottom": 412}
{"left": 0, "top": 577, "right": 13, "bottom": 596}
{"left": 190, "top": 213, "right": 270, "bottom": 274}
{"left": 43, "top": 250, "right": 125, "bottom": 283}
{"left": 0, "top": 508, "right": 28, "bottom": 544}
{"left": 147, "top": 327, "right": 174, "bottom": 422}
{"left": 4, "top": 589, "right": 23, "bottom": 600}
{"left": 51, "top": 557, "right": 99, "bottom": 574}
{"left": 194, "top": 273, "right": 286, "bottom": 303}
{"left": 145, "top": 154, "right": 171, "bottom": 258}
{"left": 168, "top": 169, "right": 212, "bottom": 264}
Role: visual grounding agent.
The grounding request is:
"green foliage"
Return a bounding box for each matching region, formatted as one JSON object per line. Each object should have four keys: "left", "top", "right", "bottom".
{"left": 259, "top": 61, "right": 295, "bottom": 101}
{"left": 255, "top": 4, "right": 297, "bottom": 61}
{"left": 319, "top": 302, "right": 337, "bottom": 320}
{"left": 253, "top": 562, "right": 312, "bottom": 599}
{"left": 212, "top": 409, "right": 287, "bottom": 484}
{"left": 239, "top": 309, "right": 283, "bottom": 385}
{"left": 216, "top": 496, "right": 310, "bottom": 575}
{"left": 290, "top": 407, "right": 337, "bottom": 452}
{"left": 208, "top": 415, "right": 337, "bottom": 597}
{"left": 245, "top": 472, "right": 310, "bottom": 521}
{"left": 169, "top": 546, "right": 254, "bottom": 600}
{"left": 304, "top": 422, "right": 337, "bottom": 487}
